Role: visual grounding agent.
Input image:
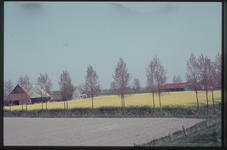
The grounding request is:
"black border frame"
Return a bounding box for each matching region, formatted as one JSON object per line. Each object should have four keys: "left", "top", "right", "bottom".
{"left": 1, "top": 0, "right": 227, "bottom": 149}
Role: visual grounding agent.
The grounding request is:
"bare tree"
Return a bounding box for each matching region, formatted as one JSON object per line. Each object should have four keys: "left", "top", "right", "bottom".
{"left": 58, "top": 70, "right": 73, "bottom": 113}
{"left": 172, "top": 75, "right": 177, "bottom": 91}
{"left": 210, "top": 52, "right": 221, "bottom": 112}
{"left": 23, "top": 77, "right": 33, "bottom": 112}
{"left": 177, "top": 75, "right": 182, "bottom": 83}
{"left": 4, "top": 79, "right": 14, "bottom": 110}
{"left": 173, "top": 75, "right": 182, "bottom": 83}
{"left": 52, "top": 91, "right": 61, "bottom": 101}
{"left": 172, "top": 74, "right": 182, "bottom": 91}
{"left": 185, "top": 53, "right": 201, "bottom": 111}
{"left": 35, "top": 85, "right": 45, "bottom": 111}
{"left": 214, "top": 52, "right": 221, "bottom": 90}
{"left": 172, "top": 75, "right": 177, "bottom": 83}
{"left": 4, "top": 81, "right": 6, "bottom": 98}
{"left": 18, "top": 75, "right": 27, "bottom": 110}
{"left": 153, "top": 56, "right": 167, "bottom": 115}
{"left": 210, "top": 60, "right": 219, "bottom": 112}
{"left": 133, "top": 78, "right": 141, "bottom": 92}
{"left": 17, "top": 75, "right": 32, "bottom": 112}
{"left": 70, "top": 83, "right": 75, "bottom": 97}
{"left": 37, "top": 73, "right": 53, "bottom": 111}
{"left": 146, "top": 58, "right": 158, "bottom": 113}
{"left": 18, "top": 75, "right": 27, "bottom": 85}
{"left": 82, "top": 65, "right": 101, "bottom": 114}
{"left": 197, "top": 53, "right": 213, "bottom": 115}
{"left": 110, "top": 81, "right": 117, "bottom": 92}
{"left": 37, "top": 73, "right": 52, "bottom": 95}
{"left": 112, "top": 57, "right": 132, "bottom": 115}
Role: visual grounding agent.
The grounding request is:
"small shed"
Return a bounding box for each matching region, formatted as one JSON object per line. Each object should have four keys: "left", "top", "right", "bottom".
{"left": 4, "top": 84, "right": 51, "bottom": 105}
{"left": 161, "top": 82, "right": 193, "bottom": 92}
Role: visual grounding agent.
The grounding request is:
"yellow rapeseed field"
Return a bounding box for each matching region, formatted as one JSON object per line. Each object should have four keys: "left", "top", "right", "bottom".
{"left": 4, "top": 90, "right": 221, "bottom": 111}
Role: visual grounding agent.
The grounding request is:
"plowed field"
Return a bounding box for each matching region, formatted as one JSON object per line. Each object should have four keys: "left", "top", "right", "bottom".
{"left": 4, "top": 117, "right": 204, "bottom": 146}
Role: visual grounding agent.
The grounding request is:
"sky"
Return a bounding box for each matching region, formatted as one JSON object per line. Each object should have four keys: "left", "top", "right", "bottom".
{"left": 4, "top": 2, "right": 222, "bottom": 91}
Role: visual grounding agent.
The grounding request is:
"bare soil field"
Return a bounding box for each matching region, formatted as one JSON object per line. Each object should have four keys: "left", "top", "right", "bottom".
{"left": 4, "top": 117, "right": 204, "bottom": 146}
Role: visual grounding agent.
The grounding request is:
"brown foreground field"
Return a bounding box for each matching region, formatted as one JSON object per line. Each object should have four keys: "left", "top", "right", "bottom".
{"left": 4, "top": 117, "right": 204, "bottom": 146}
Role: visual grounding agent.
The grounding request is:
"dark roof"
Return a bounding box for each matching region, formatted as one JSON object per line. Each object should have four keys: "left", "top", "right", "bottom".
{"left": 161, "top": 82, "right": 190, "bottom": 89}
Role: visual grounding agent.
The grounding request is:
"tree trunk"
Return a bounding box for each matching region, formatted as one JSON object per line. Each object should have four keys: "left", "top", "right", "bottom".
{"left": 159, "top": 92, "right": 162, "bottom": 115}
{"left": 121, "top": 95, "right": 125, "bottom": 115}
{"left": 64, "top": 100, "right": 65, "bottom": 114}
{"left": 42, "top": 102, "right": 43, "bottom": 112}
{"left": 46, "top": 101, "right": 47, "bottom": 111}
{"left": 121, "top": 95, "right": 123, "bottom": 112}
{"left": 212, "top": 90, "right": 214, "bottom": 109}
{"left": 121, "top": 95, "right": 123, "bottom": 114}
{"left": 212, "top": 90, "right": 215, "bottom": 114}
{"left": 66, "top": 101, "right": 68, "bottom": 115}
{"left": 123, "top": 95, "right": 126, "bottom": 115}
{"left": 22, "top": 100, "right": 23, "bottom": 112}
{"left": 123, "top": 97, "right": 126, "bottom": 115}
{"left": 152, "top": 92, "right": 155, "bottom": 113}
{"left": 206, "top": 90, "right": 209, "bottom": 115}
{"left": 92, "top": 96, "right": 94, "bottom": 115}
{"left": 25, "top": 97, "right": 27, "bottom": 112}
{"left": 195, "top": 90, "right": 199, "bottom": 111}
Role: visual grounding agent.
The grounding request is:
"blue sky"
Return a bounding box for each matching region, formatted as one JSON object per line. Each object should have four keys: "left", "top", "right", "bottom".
{"left": 4, "top": 2, "right": 221, "bottom": 91}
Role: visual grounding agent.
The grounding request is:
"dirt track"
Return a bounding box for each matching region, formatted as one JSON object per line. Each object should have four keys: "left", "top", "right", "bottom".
{"left": 4, "top": 117, "right": 204, "bottom": 146}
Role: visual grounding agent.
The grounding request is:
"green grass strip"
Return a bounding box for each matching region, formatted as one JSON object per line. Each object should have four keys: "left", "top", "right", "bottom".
{"left": 140, "top": 121, "right": 221, "bottom": 147}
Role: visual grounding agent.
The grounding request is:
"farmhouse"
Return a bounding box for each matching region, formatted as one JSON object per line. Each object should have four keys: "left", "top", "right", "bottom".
{"left": 4, "top": 84, "right": 51, "bottom": 105}
{"left": 72, "top": 87, "right": 87, "bottom": 100}
{"left": 161, "top": 82, "right": 193, "bottom": 92}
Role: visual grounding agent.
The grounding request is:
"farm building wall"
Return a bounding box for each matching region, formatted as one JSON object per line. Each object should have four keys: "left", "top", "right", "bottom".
{"left": 184, "top": 85, "right": 193, "bottom": 91}
{"left": 5, "top": 93, "right": 31, "bottom": 105}
{"left": 164, "top": 88, "right": 184, "bottom": 92}
{"left": 4, "top": 85, "right": 32, "bottom": 105}
{"left": 19, "top": 95, "right": 31, "bottom": 105}
{"left": 72, "top": 88, "right": 83, "bottom": 100}
{"left": 32, "top": 97, "right": 51, "bottom": 104}
{"left": 161, "top": 82, "right": 194, "bottom": 92}
{"left": 4, "top": 84, "right": 51, "bottom": 105}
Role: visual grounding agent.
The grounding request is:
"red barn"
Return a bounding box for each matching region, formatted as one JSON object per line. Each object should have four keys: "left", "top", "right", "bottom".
{"left": 4, "top": 84, "right": 51, "bottom": 105}
{"left": 161, "top": 82, "right": 193, "bottom": 92}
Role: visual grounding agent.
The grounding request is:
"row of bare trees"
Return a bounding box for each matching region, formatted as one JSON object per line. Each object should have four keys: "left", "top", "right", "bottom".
{"left": 109, "top": 57, "right": 168, "bottom": 115}
{"left": 144, "top": 52, "right": 221, "bottom": 116}
{"left": 186, "top": 52, "right": 221, "bottom": 115}
{"left": 4, "top": 52, "right": 221, "bottom": 116}
{"left": 4, "top": 56, "right": 168, "bottom": 115}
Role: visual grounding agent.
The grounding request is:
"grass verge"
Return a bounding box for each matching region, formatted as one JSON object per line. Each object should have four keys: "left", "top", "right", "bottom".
{"left": 139, "top": 118, "right": 221, "bottom": 147}
{"left": 4, "top": 103, "right": 221, "bottom": 118}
